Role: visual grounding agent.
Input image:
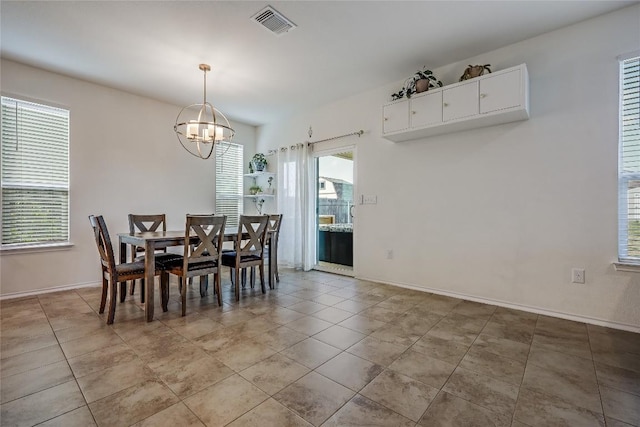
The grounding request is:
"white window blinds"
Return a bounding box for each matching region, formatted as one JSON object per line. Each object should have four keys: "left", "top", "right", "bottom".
{"left": 618, "top": 55, "right": 640, "bottom": 261}
{"left": 1, "top": 97, "right": 70, "bottom": 246}
{"left": 215, "top": 142, "right": 243, "bottom": 228}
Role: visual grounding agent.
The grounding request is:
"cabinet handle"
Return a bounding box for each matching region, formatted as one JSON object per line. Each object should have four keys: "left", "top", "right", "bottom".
{"left": 480, "top": 93, "right": 487, "bottom": 98}
{"left": 443, "top": 102, "right": 449, "bottom": 107}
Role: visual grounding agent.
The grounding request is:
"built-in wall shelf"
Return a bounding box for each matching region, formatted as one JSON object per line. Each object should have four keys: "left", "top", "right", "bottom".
{"left": 382, "top": 63, "right": 530, "bottom": 142}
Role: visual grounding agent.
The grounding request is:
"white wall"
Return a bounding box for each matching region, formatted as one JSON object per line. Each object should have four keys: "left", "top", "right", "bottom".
{"left": 0, "top": 60, "right": 256, "bottom": 296}
{"left": 257, "top": 5, "right": 640, "bottom": 329}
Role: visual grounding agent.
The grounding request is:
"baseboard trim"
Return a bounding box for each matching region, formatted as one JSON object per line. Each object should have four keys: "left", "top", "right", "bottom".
{"left": 0, "top": 281, "right": 101, "bottom": 300}
{"left": 357, "top": 275, "right": 640, "bottom": 334}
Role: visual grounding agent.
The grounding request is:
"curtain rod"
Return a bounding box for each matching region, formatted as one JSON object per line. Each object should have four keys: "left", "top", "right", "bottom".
{"left": 266, "top": 129, "right": 365, "bottom": 155}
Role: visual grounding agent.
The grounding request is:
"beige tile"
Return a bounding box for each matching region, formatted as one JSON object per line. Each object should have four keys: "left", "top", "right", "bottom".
{"left": 89, "top": 379, "right": 179, "bottom": 427}
{"left": 311, "top": 294, "right": 346, "bottom": 306}
{"left": 588, "top": 325, "right": 640, "bottom": 356}
{"left": 370, "top": 324, "right": 422, "bottom": 347}
{"left": 332, "top": 298, "right": 376, "bottom": 314}
{"left": 240, "top": 353, "right": 309, "bottom": 395}
{"left": 388, "top": 349, "right": 457, "bottom": 389}
{"left": 513, "top": 387, "right": 605, "bottom": 426}
{"left": 132, "top": 402, "right": 205, "bottom": 427}
{"left": 311, "top": 306, "right": 353, "bottom": 323}
{"left": 253, "top": 325, "right": 308, "bottom": 351}
{"left": 347, "top": 336, "right": 408, "bottom": 366}
{"left": 227, "top": 398, "right": 312, "bottom": 427}
{"left": 316, "top": 351, "right": 384, "bottom": 391}
{"left": 54, "top": 320, "right": 112, "bottom": 343}
{"left": 184, "top": 374, "right": 268, "bottom": 426}
{"left": 0, "top": 380, "right": 85, "bottom": 427}
{"left": 274, "top": 371, "right": 354, "bottom": 426}
{"left": 323, "top": 394, "right": 415, "bottom": 427}
{"left": 482, "top": 319, "right": 535, "bottom": 344}
{"left": 418, "top": 391, "right": 511, "bottom": 427}
{"left": 281, "top": 338, "right": 341, "bottom": 369}
{"left": 426, "top": 313, "right": 486, "bottom": 346}
{"left": 450, "top": 300, "right": 496, "bottom": 320}
{"left": 259, "top": 307, "right": 306, "bottom": 324}
{"left": 38, "top": 405, "right": 97, "bottom": 427}
{"left": 285, "top": 315, "right": 333, "bottom": 335}
{"left": 393, "top": 312, "right": 442, "bottom": 336}
{"left": 60, "top": 329, "right": 124, "bottom": 359}
{"left": 601, "top": 386, "right": 640, "bottom": 426}
{"left": 150, "top": 354, "right": 234, "bottom": 398}
{"left": 361, "top": 369, "right": 438, "bottom": 421}
{"left": 0, "top": 331, "right": 58, "bottom": 359}
{"left": 443, "top": 367, "right": 519, "bottom": 418}
{"left": 605, "top": 417, "right": 635, "bottom": 427}
{"left": 411, "top": 334, "right": 470, "bottom": 365}
{"left": 213, "top": 339, "right": 277, "bottom": 371}
{"left": 458, "top": 347, "right": 525, "bottom": 385}
{"left": 1, "top": 360, "right": 73, "bottom": 404}
{"left": 531, "top": 332, "right": 592, "bottom": 360}
{"left": 312, "top": 325, "right": 365, "bottom": 350}
{"left": 471, "top": 333, "right": 530, "bottom": 363}
{"left": 0, "top": 344, "right": 65, "bottom": 378}
{"left": 595, "top": 361, "right": 640, "bottom": 396}
{"left": 77, "top": 358, "right": 155, "bottom": 403}
{"left": 67, "top": 342, "right": 138, "bottom": 378}
{"left": 338, "top": 314, "right": 387, "bottom": 334}
{"left": 522, "top": 348, "right": 601, "bottom": 413}
{"left": 358, "top": 305, "right": 402, "bottom": 323}
{"left": 163, "top": 314, "right": 224, "bottom": 340}
{"left": 288, "top": 300, "right": 328, "bottom": 315}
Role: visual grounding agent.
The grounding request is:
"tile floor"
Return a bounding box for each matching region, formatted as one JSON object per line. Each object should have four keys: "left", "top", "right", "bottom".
{"left": 1, "top": 269, "right": 639, "bottom": 427}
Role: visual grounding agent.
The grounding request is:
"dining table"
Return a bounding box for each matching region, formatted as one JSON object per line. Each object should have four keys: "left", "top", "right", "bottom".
{"left": 118, "top": 227, "right": 275, "bottom": 321}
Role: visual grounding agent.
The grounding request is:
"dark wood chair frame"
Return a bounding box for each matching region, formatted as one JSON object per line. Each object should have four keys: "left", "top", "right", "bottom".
{"left": 89, "top": 215, "right": 168, "bottom": 324}
{"left": 160, "top": 214, "right": 227, "bottom": 316}
{"left": 222, "top": 215, "right": 269, "bottom": 301}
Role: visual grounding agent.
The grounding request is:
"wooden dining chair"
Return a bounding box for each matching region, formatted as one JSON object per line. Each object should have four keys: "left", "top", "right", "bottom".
{"left": 248, "top": 213, "right": 283, "bottom": 289}
{"left": 128, "top": 214, "right": 178, "bottom": 302}
{"left": 159, "top": 214, "right": 226, "bottom": 316}
{"left": 222, "top": 215, "right": 269, "bottom": 301}
{"left": 88, "top": 215, "right": 169, "bottom": 324}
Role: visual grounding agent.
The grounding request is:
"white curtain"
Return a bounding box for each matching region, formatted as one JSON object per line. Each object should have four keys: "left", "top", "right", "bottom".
{"left": 276, "top": 143, "right": 316, "bottom": 271}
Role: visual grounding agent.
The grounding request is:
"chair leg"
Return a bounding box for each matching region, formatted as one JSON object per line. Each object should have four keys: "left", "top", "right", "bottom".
{"left": 161, "top": 273, "right": 169, "bottom": 312}
{"left": 119, "top": 281, "right": 127, "bottom": 303}
{"left": 107, "top": 280, "right": 117, "bottom": 324}
{"left": 130, "top": 280, "right": 136, "bottom": 295}
{"left": 200, "top": 275, "right": 208, "bottom": 297}
{"left": 215, "top": 271, "right": 222, "bottom": 306}
{"left": 140, "top": 279, "right": 146, "bottom": 304}
{"left": 259, "top": 264, "right": 266, "bottom": 294}
{"left": 99, "top": 276, "right": 108, "bottom": 314}
{"left": 250, "top": 267, "right": 255, "bottom": 288}
{"left": 181, "top": 277, "right": 187, "bottom": 317}
{"left": 235, "top": 267, "right": 241, "bottom": 302}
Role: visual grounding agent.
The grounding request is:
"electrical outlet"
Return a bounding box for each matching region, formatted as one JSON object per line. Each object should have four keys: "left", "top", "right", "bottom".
{"left": 571, "top": 268, "right": 585, "bottom": 284}
{"left": 386, "top": 249, "right": 393, "bottom": 259}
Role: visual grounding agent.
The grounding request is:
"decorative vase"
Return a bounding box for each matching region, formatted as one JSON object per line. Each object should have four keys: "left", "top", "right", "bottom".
{"left": 415, "top": 79, "right": 430, "bottom": 93}
{"left": 253, "top": 161, "right": 265, "bottom": 172}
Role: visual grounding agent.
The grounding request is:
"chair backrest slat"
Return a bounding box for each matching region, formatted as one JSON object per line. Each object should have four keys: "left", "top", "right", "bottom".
{"left": 89, "top": 215, "right": 116, "bottom": 273}
{"left": 128, "top": 214, "right": 167, "bottom": 234}
{"left": 236, "top": 215, "right": 269, "bottom": 257}
{"left": 184, "top": 214, "right": 226, "bottom": 267}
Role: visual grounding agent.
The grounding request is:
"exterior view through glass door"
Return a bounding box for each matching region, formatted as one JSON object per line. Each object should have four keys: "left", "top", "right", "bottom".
{"left": 315, "top": 151, "right": 354, "bottom": 274}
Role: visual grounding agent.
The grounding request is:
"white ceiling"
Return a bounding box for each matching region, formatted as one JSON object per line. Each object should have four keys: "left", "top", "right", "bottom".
{"left": 1, "top": 1, "right": 636, "bottom": 126}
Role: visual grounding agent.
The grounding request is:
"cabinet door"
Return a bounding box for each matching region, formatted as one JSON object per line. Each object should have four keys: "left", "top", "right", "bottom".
{"left": 443, "top": 81, "right": 478, "bottom": 122}
{"left": 480, "top": 69, "right": 522, "bottom": 114}
{"left": 410, "top": 91, "right": 442, "bottom": 128}
{"left": 383, "top": 101, "right": 409, "bottom": 133}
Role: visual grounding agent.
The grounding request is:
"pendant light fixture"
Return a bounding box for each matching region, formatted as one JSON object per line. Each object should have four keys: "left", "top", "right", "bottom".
{"left": 174, "top": 64, "right": 235, "bottom": 159}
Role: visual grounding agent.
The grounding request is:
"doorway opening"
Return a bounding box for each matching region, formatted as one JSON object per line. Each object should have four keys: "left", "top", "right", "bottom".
{"left": 315, "top": 150, "right": 354, "bottom": 275}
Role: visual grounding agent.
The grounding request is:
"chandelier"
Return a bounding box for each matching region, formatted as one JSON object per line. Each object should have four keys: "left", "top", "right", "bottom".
{"left": 174, "top": 64, "right": 235, "bottom": 159}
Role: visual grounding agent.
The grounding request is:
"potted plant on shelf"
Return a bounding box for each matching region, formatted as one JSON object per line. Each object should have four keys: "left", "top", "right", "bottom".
{"left": 391, "top": 67, "right": 443, "bottom": 100}
{"left": 249, "top": 185, "right": 263, "bottom": 195}
{"left": 251, "top": 153, "right": 268, "bottom": 172}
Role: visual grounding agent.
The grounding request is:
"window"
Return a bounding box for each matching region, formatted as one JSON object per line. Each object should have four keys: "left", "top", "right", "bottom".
{"left": 215, "top": 142, "right": 243, "bottom": 228}
{"left": 1, "top": 96, "right": 70, "bottom": 247}
{"left": 618, "top": 54, "right": 640, "bottom": 262}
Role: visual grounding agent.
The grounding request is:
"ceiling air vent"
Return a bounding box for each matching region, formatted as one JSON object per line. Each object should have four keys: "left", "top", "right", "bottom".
{"left": 251, "top": 6, "right": 296, "bottom": 36}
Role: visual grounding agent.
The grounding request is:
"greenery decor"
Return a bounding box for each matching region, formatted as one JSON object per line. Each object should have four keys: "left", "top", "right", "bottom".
{"left": 251, "top": 153, "right": 267, "bottom": 172}
{"left": 249, "top": 185, "right": 262, "bottom": 195}
{"left": 392, "top": 67, "right": 443, "bottom": 100}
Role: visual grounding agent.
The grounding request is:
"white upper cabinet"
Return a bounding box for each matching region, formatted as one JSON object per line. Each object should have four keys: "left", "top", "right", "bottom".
{"left": 383, "top": 101, "right": 409, "bottom": 134}
{"left": 411, "top": 91, "right": 442, "bottom": 128}
{"left": 443, "top": 80, "right": 479, "bottom": 122}
{"left": 383, "top": 64, "right": 529, "bottom": 142}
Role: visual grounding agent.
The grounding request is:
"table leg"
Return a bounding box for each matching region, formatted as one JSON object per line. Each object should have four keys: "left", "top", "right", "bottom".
{"left": 145, "top": 240, "right": 155, "bottom": 322}
{"left": 119, "top": 240, "right": 127, "bottom": 302}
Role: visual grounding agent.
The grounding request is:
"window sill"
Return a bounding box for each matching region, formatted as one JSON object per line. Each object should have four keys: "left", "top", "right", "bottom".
{"left": 0, "top": 242, "right": 74, "bottom": 255}
{"left": 613, "top": 262, "right": 640, "bottom": 272}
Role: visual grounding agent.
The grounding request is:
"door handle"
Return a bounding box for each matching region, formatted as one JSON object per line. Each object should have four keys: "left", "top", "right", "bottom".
{"left": 349, "top": 205, "right": 354, "bottom": 219}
